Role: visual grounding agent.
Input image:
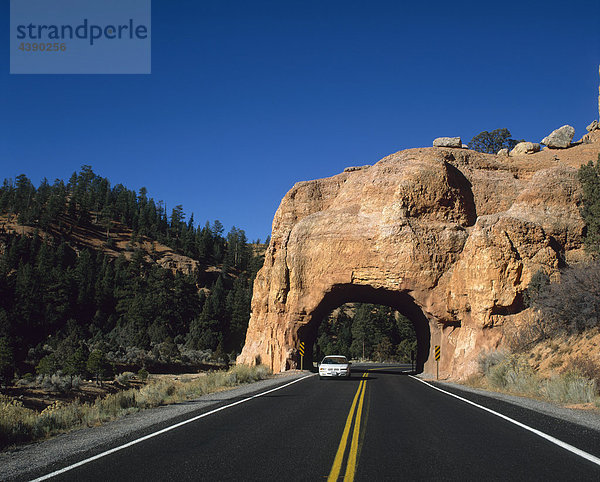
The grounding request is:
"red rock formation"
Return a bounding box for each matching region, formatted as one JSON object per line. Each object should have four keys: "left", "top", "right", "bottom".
{"left": 238, "top": 133, "right": 600, "bottom": 378}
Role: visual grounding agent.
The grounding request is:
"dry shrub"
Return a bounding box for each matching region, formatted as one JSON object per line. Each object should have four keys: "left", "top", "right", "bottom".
{"left": 487, "top": 354, "right": 540, "bottom": 397}
{"left": 0, "top": 395, "right": 38, "bottom": 447}
{"left": 502, "top": 310, "right": 547, "bottom": 352}
{"left": 95, "top": 390, "right": 138, "bottom": 419}
{"left": 463, "top": 373, "right": 486, "bottom": 388}
{"left": 506, "top": 263, "right": 600, "bottom": 353}
{"left": 533, "top": 262, "right": 600, "bottom": 334}
{"left": 114, "top": 371, "right": 135, "bottom": 387}
{"left": 562, "top": 356, "right": 600, "bottom": 388}
{"left": 478, "top": 349, "right": 508, "bottom": 375}
{"left": 543, "top": 374, "right": 597, "bottom": 404}
{"left": 0, "top": 364, "right": 271, "bottom": 449}
{"left": 476, "top": 352, "right": 600, "bottom": 405}
{"left": 36, "top": 373, "right": 82, "bottom": 393}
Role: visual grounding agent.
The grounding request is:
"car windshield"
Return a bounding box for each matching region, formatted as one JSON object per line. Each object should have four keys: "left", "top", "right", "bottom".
{"left": 322, "top": 356, "right": 348, "bottom": 364}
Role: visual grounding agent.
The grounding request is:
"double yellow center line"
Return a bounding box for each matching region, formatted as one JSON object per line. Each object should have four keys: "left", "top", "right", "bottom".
{"left": 327, "top": 372, "right": 369, "bottom": 482}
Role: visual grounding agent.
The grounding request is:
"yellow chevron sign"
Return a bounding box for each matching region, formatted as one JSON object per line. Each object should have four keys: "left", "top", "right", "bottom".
{"left": 299, "top": 342, "right": 305, "bottom": 356}
{"left": 434, "top": 345, "right": 441, "bottom": 361}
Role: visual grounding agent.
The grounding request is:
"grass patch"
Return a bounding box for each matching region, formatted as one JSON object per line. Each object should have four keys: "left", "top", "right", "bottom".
{"left": 475, "top": 350, "right": 599, "bottom": 406}
{"left": 0, "top": 364, "right": 271, "bottom": 450}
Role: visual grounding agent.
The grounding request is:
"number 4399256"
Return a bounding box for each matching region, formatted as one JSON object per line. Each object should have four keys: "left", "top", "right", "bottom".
{"left": 18, "top": 43, "right": 67, "bottom": 52}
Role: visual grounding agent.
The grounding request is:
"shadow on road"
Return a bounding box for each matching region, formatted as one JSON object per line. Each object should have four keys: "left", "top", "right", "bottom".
{"left": 316, "top": 366, "right": 417, "bottom": 381}
{"left": 352, "top": 366, "right": 417, "bottom": 377}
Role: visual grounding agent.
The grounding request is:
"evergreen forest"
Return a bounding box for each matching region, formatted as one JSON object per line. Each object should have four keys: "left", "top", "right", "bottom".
{"left": 0, "top": 166, "right": 263, "bottom": 383}
{"left": 315, "top": 304, "right": 417, "bottom": 363}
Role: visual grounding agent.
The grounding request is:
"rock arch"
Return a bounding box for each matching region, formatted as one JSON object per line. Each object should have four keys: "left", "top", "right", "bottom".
{"left": 238, "top": 144, "right": 592, "bottom": 378}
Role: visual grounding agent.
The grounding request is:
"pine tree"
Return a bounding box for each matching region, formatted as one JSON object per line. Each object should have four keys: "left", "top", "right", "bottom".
{"left": 579, "top": 154, "right": 600, "bottom": 255}
{"left": 87, "top": 349, "right": 110, "bottom": 385}
{"left": 0, "top": 178, "right": 14, "bottom": 213}
{"left": 0, "top": 336, "right": 13, "bottom": 387}
{"left": 468, "top": 128, "right": 520, "bottom": 154}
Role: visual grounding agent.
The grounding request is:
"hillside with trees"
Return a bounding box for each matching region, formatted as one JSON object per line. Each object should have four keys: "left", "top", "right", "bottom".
{"left": 0, "top": 166, "right": 264, "bottom": 385}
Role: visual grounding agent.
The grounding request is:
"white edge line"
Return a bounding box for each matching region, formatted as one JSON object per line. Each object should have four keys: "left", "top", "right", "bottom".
{"left": 31, "top": 375, "right": 313, "bottom": 481}
{"left": 409, "top": 375, "right": 600, "bottom": 467}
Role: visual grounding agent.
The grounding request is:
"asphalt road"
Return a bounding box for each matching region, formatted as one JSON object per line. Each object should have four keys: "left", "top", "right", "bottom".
{"left": 28, "top": 365, "right": 600, "bottom": 481}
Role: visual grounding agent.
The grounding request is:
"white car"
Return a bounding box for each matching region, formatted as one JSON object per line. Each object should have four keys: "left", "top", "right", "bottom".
{"left": 318, "top": 355, "right": 351, "bottom": 379}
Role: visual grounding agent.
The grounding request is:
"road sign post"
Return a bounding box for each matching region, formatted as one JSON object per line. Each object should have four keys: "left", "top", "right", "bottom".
{"left": 299, "top": 342, "right": 305, "bottom": 370}
{"left": 434, "top": 345, "right": 441, "bottom": 379}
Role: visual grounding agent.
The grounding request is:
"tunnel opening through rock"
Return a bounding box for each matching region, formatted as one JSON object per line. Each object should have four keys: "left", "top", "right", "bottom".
{"left": 297, "top": 284, "right": 431, "bottom": 373}
{"left": 312, "top": 302, "right": 418, "bottom": 368}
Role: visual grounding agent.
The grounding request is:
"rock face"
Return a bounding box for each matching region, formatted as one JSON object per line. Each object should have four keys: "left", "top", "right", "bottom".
{"left": 238, "top": 139, "right": 600, "bottom": 379}
{"left": 497, "top": 148, "right": 509, "bottom": 156}
{"left": 541, "top": 125, "right": 575, "bottom": 148}
{"left": 433, "top": 137, "right": 462, "bottom": 148}
{"left": 510, "top": 142, "right": 540, "bottom": 156}
{"left": 587, "top": 120, "right": 598, "bottom": 132}
{"left": 156, "top": 251, "right": 199, "bottom": 275}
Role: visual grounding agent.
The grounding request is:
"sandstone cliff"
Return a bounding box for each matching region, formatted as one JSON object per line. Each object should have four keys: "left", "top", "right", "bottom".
{"left": 239, "top": 131, "right": 600, "bottom": 378}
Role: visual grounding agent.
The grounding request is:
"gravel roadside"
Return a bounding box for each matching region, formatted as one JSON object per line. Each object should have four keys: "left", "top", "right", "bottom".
{"left": 432, "top": 379, "right": 600, "bottom": 432}
{"left": 0, "top": 371, "right": 312, "bottom": 481}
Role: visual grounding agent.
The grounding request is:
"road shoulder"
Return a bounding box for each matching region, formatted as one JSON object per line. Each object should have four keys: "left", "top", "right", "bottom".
{"left": 0, "top": 371, "right": 312, "bottom": 482}
{"left": 429, "top": 378, "right": 600, "bottom": 432}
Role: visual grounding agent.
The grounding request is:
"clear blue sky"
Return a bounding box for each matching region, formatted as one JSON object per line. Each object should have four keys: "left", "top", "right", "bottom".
{"left": 2, "top": 0, "right": 599, "bottom": 241}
